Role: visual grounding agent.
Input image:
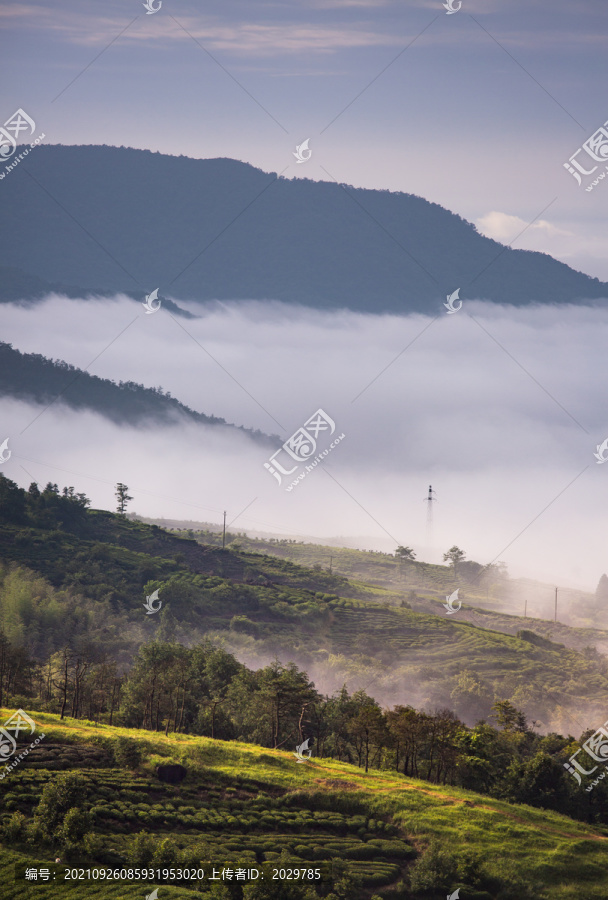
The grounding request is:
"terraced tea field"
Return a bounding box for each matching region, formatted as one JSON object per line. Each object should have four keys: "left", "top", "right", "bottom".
{"left": 1, "top": 711, "right": 608, "bottom": 899}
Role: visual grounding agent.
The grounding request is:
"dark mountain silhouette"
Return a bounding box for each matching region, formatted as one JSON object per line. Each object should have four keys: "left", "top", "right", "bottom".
{"left": 0, "top": 341, "right": 273, "bottom": 442}
{"left": 2, "top": 143, "right": 607, "bottom": 312}
{"left": 0, "top": 265, "right": 196, "bottom": 318}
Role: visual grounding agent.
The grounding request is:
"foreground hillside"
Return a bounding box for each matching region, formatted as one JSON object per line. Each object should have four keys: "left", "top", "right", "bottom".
{"left": 1, "top": 711, "right": 607, "bottom": 900}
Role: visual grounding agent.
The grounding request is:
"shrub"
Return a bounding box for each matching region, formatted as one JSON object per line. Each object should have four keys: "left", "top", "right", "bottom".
{"left": 230, "top": 615, "right": 259, "bottom": 636}
{"left": 83, "top": 832, "right": 103, "bottom": 858}
{"left": 112, "top": 736, "right": 142, "bottom": 769}
{"left": 179, "top": 842, "right": 213, "bottom": 868}
{"left": 125, "top": 830, "right": 155, "bottom": 867}
{"left": 367, "top": 839, "right": 415, "bottom": 859}
{"left": 457, "top": 852, "right": 484, "bottom": 887}
{"left": 58, "top": 807, "right": 92, "bottom": 848}
{"left": 408, "top": 841, "right": 458, "bottom": 892}
{"left": 152, "top": 837, "right": 178, "bottom": 868}
{"left": 2, "top": 811, "right": 26, "bottom": 842}
{"left": 208, "top": 886, "right": 232, "bottom": 899}
{"left": 25, "top": 819, "right": 44, "bottom": 846}
{"left": 358, "top": 865, "right": 399, "bottom": 887}
{"left": 34, "top": 773, "right": 87, "bottom": 838}
{"left": 90, "top": 804, "right": 111, "bottom": 821}
{"left": 343, "top": 844, "right": 376, "bottom": 860}
{"left": 326, "top": 859, "right": 361, "bottom": 900}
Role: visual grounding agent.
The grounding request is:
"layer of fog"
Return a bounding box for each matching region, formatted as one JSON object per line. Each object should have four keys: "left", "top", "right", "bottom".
{"left": 1, "top": 293, "right": 607, "bottom": 592}
{"left": 197, "top": 631, "right": 599, "bottom": 735}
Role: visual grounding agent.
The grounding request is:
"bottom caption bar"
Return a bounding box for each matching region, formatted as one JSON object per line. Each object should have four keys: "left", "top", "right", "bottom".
{"left": 15, "top": 863, "right": 333, "bottom": 884}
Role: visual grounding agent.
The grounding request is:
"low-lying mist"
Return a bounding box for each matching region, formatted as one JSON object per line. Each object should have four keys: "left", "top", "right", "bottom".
{"left": 1, "top": 293, "right": 606, "bottom": 589}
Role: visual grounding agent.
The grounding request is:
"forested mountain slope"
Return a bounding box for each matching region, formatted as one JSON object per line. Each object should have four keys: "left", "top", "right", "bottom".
{"left": 0, "top": 341, "right": 271, "bottom": 440}
{"left": 2, "top": 144, "right": 607, "bottom": 312}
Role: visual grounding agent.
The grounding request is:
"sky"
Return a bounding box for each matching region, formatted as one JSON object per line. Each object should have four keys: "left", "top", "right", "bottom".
{"left": 0, "top": 0, "right": 607, "bottom": 593}
{"left": 1, "top": 0, "right": 607, "bottom": 275}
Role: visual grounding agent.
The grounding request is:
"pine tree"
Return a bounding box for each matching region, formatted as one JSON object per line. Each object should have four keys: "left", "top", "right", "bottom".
{"left": 595, "top": 574, "right": 608, "bottom": 602}
{"left": 115, "top": 483, "right": 133, "bottom": 515}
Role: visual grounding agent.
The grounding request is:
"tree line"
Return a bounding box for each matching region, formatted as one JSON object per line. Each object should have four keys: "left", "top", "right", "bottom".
{"left": 2, "top": 633, "right": 606, "bottom": 827}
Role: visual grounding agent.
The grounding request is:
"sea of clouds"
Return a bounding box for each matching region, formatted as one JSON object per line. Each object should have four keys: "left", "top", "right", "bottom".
{"left": 0, "top": 293, "right": 606, "bottom": 591}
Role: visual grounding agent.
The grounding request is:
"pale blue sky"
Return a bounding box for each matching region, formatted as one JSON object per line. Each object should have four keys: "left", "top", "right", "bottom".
{"left": 1, "top": 0, "right": 607, "bottom": 276}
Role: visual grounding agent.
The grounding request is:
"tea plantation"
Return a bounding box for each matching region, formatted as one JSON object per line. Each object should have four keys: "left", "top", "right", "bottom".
{"left": 0, "top": 712, "right": 607, "bottom": 900}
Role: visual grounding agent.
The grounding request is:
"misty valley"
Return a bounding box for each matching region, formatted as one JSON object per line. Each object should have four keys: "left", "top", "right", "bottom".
{"left": 0, "top": 75, "right": 607, "bottom": 897}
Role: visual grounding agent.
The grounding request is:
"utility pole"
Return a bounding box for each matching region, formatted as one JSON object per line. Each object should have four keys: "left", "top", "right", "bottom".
{"left": 554, "top": 586, "right": 558, "bottom": 623}
{"left": 524, "top": 596, "right": 527, "bottom": 618}
{"left": 222, "top": 511, "right": 226, "bottom": 549}
{"left": 329, "top": 556, "right": 333, "bottom": 574}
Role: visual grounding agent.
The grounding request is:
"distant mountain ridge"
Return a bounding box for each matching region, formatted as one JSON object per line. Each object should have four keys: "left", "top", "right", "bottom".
{"left": 1, "top": 144, "right": 606, "bottom": 312}
{"left": 0, "top": 341, "right": 273, "bottom": 441}
{"left": 0, "top": 265, "right": 196, "bottom": 318}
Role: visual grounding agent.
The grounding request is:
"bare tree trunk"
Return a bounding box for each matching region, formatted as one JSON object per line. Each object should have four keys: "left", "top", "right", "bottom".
{"left": 71, "top": 659, "right": 80, "bottom": 717}
{"left": 173, "top": 687, "right": 181, "bottom": 733}
{"left": 297, "top": 704, "right": 309, "bottom": 744}
{"left": 46, "top": 659, "right": 52, "bottom": 703}
{"left": 59, "top": 651, "right": 69, "bottom": 719}
{"left": 165, "top": 692, "right": 173, "bottom": 736}
{"left": 109, "top": 679, "right": 119, "bottom": 727}
{"left": 177, "top": 688, "right": 187, "bottom": 733}
{"left": 0, "top": 635, "right": 6, "bottom": 707}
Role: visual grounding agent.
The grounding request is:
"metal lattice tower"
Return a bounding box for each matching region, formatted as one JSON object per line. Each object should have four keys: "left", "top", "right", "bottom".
{"left": 424, "top": 485, "right": 437, "bottom": 553}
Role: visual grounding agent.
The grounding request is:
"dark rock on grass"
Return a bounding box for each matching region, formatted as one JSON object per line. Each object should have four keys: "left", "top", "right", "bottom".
{"left": 156, "top": 763, "right": 187, "bottom": 784}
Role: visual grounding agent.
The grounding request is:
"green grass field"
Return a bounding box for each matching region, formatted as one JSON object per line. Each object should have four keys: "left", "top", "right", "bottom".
{"left": 1, "top": 710, "right": 607, "bottom": 900}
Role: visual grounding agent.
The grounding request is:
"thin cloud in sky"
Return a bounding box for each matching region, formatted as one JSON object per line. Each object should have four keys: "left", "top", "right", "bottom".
{"left": 475, "top": 211, "right": 608, "bottom": 277}
{"left": 0, "top": 4, "right": 404, "bottom": 53}
{"left": 476, "top": 212, "right": 573, "bottom": 244}
{"left": 306, "top": 1, "right": 393, "bottom": 8}
{"left": 4, "top": 1, "right": 604, "bottom": 57}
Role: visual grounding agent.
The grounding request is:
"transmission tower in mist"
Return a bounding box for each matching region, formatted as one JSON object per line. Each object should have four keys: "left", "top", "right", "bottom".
{"left": 424, "top": 485, "right": 437, "bottom": 554}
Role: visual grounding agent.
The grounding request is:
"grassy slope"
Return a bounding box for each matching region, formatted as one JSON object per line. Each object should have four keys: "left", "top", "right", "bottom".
{"left": 140, "top": 520, "right": 608, "bottom": 656}
{"left": 195, "top": 533, "right": 601, "bottom": 623}
{"left": 2, "top": 511, "right": 608, "bottom": 731}
{"left": 0, "top": 711, "right": 607, "bottom": 900}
